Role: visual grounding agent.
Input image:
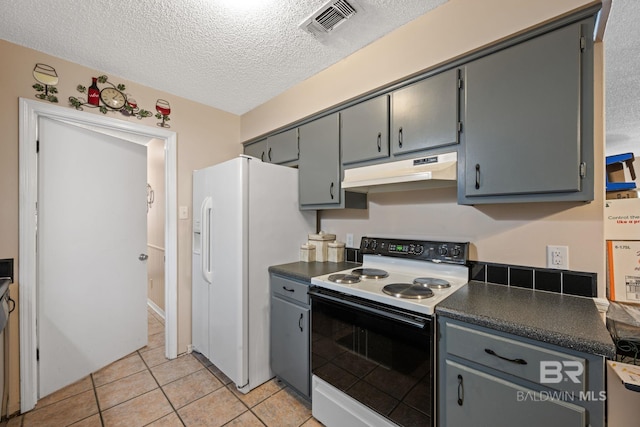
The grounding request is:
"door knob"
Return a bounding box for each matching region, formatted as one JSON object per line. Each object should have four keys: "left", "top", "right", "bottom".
{"left": 139, "top": 254, "right": 149, "bottom": 261}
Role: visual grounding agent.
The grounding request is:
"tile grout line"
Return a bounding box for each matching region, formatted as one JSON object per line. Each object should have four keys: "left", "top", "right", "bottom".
{"left": 137, "top": 349, "right": 187, "bottom": 427}
{"left": 89, "top": 373, "right": 106, "bottom": 427}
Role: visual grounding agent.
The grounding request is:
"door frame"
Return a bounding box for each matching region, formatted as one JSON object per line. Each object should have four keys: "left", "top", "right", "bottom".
{"left": 18, "top": 98, "right": 178, "bottom": 412}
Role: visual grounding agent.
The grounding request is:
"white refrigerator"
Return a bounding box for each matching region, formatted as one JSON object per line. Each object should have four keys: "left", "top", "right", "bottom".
{"left": 192, "top": 155, "right": 316, "bottom": 393}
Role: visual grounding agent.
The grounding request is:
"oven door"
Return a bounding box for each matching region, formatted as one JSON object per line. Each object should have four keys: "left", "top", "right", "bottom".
{"left": 309, "top": 286, "right": 433, "bottom": 427}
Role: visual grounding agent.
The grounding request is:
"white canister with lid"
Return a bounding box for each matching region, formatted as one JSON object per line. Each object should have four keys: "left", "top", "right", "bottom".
{"left": 308, "top": 231, "right": 336, "bottom": 262}
{"left": 328, "top": 241, "right": 346, "bottom": 263}
{"left": 300, "top": 243, "right": 316, "bottom": 262}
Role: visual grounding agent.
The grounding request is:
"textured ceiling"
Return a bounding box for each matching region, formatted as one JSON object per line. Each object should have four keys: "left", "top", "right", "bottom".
{"left": 0, "top": 0, "right": 447, "bottom": 115}
{"left": 604, "top": 0, "right": 640, "bottom": 154}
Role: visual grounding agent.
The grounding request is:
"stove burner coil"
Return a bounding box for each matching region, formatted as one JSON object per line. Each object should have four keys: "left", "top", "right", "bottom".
{"left": 351, "top": 268, "right": 389, "bottom": 279}
{"left": 382, "top": 283, "right": 435, "bottom": 299}
{"left": 413, "top": 277, "right": 451, "bottom": 289}
{"left": 327, "top": 274, "right": 361, "bottom": 284}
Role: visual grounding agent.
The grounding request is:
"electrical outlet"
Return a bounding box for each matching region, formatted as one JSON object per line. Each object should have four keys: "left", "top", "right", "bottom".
{"left": 346, "top": 233, "right": 354, "bottom": 247}
{"left": 546, "top": 245, "right": 569, "bottom": 270}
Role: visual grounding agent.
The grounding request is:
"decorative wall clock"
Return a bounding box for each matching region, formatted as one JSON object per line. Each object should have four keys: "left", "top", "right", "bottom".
{"left": 69, "top": 75, "right": 153, "bottom": 119}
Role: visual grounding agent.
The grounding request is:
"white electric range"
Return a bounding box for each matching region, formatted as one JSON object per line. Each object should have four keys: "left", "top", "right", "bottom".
{"left": 309, "top": 237, "right": 470, "bottom": 427}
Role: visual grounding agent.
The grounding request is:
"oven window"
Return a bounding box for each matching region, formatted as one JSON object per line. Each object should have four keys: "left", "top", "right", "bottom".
{"left": 312, "top": 295, "right": 432, "bottom": 426}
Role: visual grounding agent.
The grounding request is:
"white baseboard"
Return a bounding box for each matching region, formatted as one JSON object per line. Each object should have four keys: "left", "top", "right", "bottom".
{"left": 147, "top": 299, "right": 165, "bottom": 320}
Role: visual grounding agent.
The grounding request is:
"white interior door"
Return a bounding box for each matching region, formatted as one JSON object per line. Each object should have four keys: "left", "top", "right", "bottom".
{"left": 37, "top": 117, "right": 148, "bottom": 397}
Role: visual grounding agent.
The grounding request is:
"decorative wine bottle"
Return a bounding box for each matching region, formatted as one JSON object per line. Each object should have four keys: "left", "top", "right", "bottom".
{"left": 88, "top": 77, "right": 100, "bottom": 106}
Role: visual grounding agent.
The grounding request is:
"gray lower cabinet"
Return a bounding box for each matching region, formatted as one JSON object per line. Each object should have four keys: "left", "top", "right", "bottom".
{"left": 270, "top": 274, "right": 310, "bottom": 399}
{"left": 298, "top": 113, "right": 341, "bottom": 208}
{"left": 443, "top": 360, "right": 585, "bottom": 427}
{"left": 244, "top": 128, "right": 299, "bottom": 165}
{"left": 341, "top": 95, "right": 390, "bottom": 165}
{"left": 460, "top": 18, "right": 594, "bottom": 204}
{"left": 391, "top": 68, "right": 460, "bottom": 156}
{"left": 438, "top": 317, "right": 605, "bottom": 427}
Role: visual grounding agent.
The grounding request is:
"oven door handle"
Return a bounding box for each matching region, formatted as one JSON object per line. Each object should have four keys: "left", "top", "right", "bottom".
{"left": 308, "top": 288, "right": 429, "bottom": 329}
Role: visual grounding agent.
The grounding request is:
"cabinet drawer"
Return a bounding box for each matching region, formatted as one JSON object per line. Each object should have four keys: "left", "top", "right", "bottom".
{"left": 443, "top": 360, "right": 585, "bottom": 427}
{"left": 271, "top": 275, "right": 309, "bottom": 305}
{"left": 445, "top": 322, "right": 586, "bottom": 393}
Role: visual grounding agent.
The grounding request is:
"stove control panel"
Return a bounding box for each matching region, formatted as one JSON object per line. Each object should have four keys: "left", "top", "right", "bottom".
{"left": 360, "top": 237, "right": 469, "bottom": 265}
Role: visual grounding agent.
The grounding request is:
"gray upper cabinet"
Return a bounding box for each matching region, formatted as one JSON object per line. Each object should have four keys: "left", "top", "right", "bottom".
{"left": 267, "top": 128, "right": 299, "bottom": 164}
{"left": 298, "top": 113, "right": 341, "bottom": 208}
{"left": 341, "top": 95, "right": 389, "bottom": 165}
{"left": 391, "top": 68, "right": 460, "bottom": 156}
{"left": 244, "top": 128, "right": 299, "bottom": 165}
{"left": 460, "top": 19, "right": 594, "bottom": 203}
{"left": 244, "top": 139, "right": 268, "bottom": 162}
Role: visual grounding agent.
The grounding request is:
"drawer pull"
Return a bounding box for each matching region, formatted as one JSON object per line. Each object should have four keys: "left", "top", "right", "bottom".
{"left": 282, "top": 286, "right": 295, "bottom": 293}
{"left": 457, "top": 374, "right": 464, "bottom": 406}
{"left": 485, "top": 348, "right": 527, "bottom": 365}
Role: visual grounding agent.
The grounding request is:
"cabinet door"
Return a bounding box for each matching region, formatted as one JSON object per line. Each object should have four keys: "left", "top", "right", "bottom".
{"left": 298, "top": 114, "right": 341, "bottom": 206}
{"left": 267, "top": 128, "right": 298, "bottom": 164}
{"left": 391, "top": 69, "right": 459, "bottom": 156}
{"left": 270, "top": 296, "right": 310, "bottom": 397}
{"left": 244, "top": 139, "right": 268, "bottom": 162}
{"left": 443, "top": 360, "right": 585, "bottom": 427}
{"left": 463, "top": 22, "right": 583, "bottom": 198}
{"left": 341, "top": 95, "right": 389, "bottom": 164}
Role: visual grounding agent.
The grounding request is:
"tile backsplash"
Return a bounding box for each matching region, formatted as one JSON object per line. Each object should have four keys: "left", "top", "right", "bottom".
{"left": 0, "top": 258, "right": 13, "bottom": 282}
{"left": 470, "top": 261, "right": 596, "bottom": 298}
{"left": 345, "top": 247, "right": 363, "bottom": 263}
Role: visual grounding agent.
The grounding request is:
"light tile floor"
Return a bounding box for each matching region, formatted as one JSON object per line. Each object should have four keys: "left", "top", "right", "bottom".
{"left": 2, "top": 308, "right": 322, "bottom": 427}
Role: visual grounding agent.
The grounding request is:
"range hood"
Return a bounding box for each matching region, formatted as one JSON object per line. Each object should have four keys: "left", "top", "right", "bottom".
{"left": 342, "top": 151, "right": 457, "bottom": 193}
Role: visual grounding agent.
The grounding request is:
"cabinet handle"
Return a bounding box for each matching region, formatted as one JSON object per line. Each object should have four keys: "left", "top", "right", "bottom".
{"left": 484, "top": 348, "right": 528, "bottom": 365}
{"left": 298, "top": 313, "right": 304, "bottom": 332}
{"left": 261, "top": 151, "right": 265, "bottom": 162}
{"left": 377, "top": 132, "right": 382, "bottom": 152}
{"left": 475, "top": 164, "right": 480, "bottom": 190}
{"left": 330, "top": 182, "right": 335, "bottom": 200}
{"left": 268, "top": 147, "right": 272, "bottom": 162}
{"left": 457, "top": 374, "right": 464, "bottom": 406}
{"left": 282, "top": 286, "right": 295, "bottom": 293}
{"left": 398, "top": 127, "right": 403, "bottom": 148}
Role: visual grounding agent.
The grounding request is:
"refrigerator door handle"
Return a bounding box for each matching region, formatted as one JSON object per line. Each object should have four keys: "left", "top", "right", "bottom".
{"left": 200, "top": 197, "right": 213, "bottom": 284}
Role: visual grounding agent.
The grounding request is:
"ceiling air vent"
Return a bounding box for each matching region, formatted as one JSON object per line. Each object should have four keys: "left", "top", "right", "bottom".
{"left": 300, "top": 0, "right": 359, "bottom": 36}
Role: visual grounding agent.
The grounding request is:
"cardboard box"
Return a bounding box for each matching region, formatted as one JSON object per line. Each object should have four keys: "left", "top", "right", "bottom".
{"left": 607, "top": 240, "right": 640, "bottom": 303}
{"left": 607, "top": 162, "right": 628, "bottom": 183}
{"left": 607, "top": 361, "right": 640, "bottom": 427}
{"left": 607, "top": 190, "right": 639, "bottom": 200}
{"left": 605, "top": 199, "right": 640, "bottom": 240}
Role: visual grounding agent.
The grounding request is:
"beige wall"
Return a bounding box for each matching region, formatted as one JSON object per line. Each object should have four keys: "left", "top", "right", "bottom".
{"left": 147, "top": 139, "right": 166, "bottom": 311}
{"left": 0, "top": 39, "right": 241, "bottom": 416}
{"left": 241, "top": 0, "right": 606, "bottom": 291}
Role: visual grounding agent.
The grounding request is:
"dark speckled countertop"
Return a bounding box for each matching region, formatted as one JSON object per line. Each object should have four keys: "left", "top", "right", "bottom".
{"left": 269, "top": 261, "right": 361, "bottom": 283}
{"left": 436, "top": 281, "right": 616, "bottom": 358}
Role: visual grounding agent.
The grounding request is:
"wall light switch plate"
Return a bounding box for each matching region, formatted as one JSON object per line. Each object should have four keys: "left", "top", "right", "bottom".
{"left": 179, "top": 206, "right": 189, "bottom": 220}
{"left": 346, "top": 233, "right": 354, "bottom": 248}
